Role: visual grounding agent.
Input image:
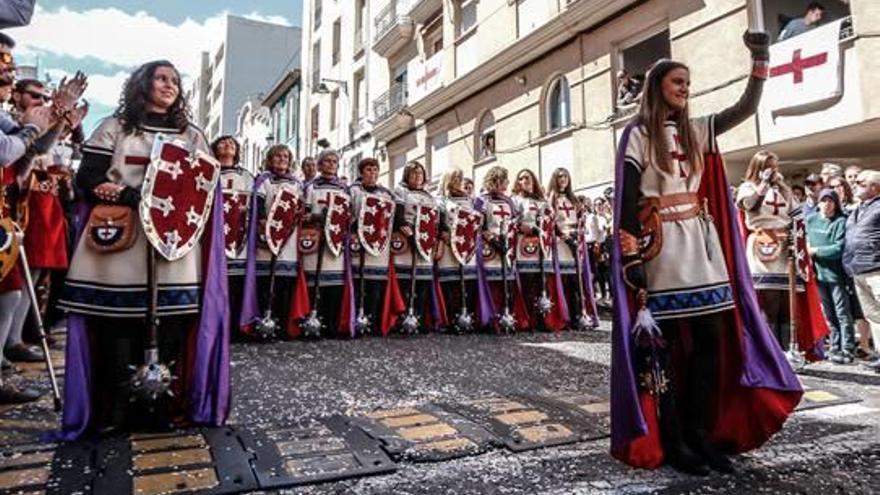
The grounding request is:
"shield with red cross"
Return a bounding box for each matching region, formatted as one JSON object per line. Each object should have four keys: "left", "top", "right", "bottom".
{"left": 358, "top": 192, "right": 395, "bottom": 257}
{"left": 222, "top": 190, "right": 249, "bottom": 257}
{"left": 414, "top": 204, "right": 439, "bottom": 262}
{"left": 450, "top": 207, "right": 482, "bottom": 265}
{"left": 141, "top": 134, "right": 220, "bottom": 261}
{"left": 324, "top": 191, "right": 352, "bottom": 258}
{"left": 265, "top": 183, "right": 302, "bottom": 256}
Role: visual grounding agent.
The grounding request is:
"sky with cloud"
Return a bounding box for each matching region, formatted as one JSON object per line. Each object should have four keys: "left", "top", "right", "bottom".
{"left": 4, "top": 1, "right": 302, "bottom": 132}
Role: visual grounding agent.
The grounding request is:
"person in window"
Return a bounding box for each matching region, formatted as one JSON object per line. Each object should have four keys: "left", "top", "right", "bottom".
{"left": 778, "top": 2, "right": 826, "bottom": 42}
{"left": 610, "top": 32, "right": 804, "bottom": 475}
{"left": 616, "top": 70, "right": 643, "bottom": 107}
{"left": 482, "top": 132, "right": 495, "bottom": 158}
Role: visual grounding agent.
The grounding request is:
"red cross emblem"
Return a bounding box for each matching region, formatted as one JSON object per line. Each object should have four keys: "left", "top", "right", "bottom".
{"left": 764, "top": 191, "right": 787, "bottom": 216}
{"left": 770, "top": 49, "right": 828, "bottom": 84}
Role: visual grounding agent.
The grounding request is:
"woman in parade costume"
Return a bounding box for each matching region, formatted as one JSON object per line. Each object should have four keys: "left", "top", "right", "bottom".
{"left": 736, "top": 150, "right": 828, "bottom": 356}
{"left": 239, "top": 145, "right": 302, "bottom": 338}
{"left": 56, "top": 61, "right": 229, "bottom": 438}
{"left": 392, "top": 161, "right": 446, "bottom": 333}
{"left": 348, "top": 158, "right": 405, "bottom": 336}
{"left": 475, "top": 166, "right": 528, "bottom": 332}
{"left": 436, "top": 168, "right": 482, "bottom": 331}
{"left": 300, "top": 149, "right": 355, "bottom": 337}
{"left": 547, "top": 168, "right": 598, "bottom": 329}
{"left": 511, "top": 169, "right": 568, "bottom": 331}
{"left": 212, "top": 136, "right": 252, "bottom": 338}
{"left": 610, "top": 32, "right": 803, "bottom": 475}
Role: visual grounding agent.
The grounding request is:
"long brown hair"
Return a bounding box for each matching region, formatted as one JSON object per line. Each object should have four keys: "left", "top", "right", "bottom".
{"left": 745, "top": 150, "right": 791, "bottom": 200}
{"left": 511, "top": 168, "right": 544, "bottom": 200}
{"left": 636, "top": 59, "right": 702, "bottom": 176}
{"left": 115, "top": 60, "right": 191, "bottom": 134}
{"left": 547, "top": 167, "right": 576, "bottom": 206}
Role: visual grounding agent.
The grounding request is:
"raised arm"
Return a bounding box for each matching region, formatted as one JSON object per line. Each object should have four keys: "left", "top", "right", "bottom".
{"left": 714, "top": 31, "right": 770, "bottom": 136}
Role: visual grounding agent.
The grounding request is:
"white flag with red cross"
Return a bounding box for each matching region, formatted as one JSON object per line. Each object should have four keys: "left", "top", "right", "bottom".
{"left": 764, "top": 19, "right": 844, "bottom": 117}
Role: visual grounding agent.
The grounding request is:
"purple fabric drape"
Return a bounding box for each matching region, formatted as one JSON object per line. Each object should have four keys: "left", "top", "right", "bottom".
{"left": 578, "top": 241, "right": 600, "bottom": 326}
{"left": 550, "top": 241, "right": 570, "bottom": 323}
{"left": 51, "top": 314, "right": 91, "bottom": 441}
{"left": 238, "top": 172, "right": 272, "bottom": 330}
{"left": 189, "top": 181, "right": 231, "bottom": 424}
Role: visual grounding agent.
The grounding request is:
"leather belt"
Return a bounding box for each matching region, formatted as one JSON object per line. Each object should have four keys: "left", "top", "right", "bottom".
{"left": 639, "top": 193, "right": 701, "bottom": 222}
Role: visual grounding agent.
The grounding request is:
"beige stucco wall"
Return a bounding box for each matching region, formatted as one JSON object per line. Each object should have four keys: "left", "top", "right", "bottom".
{"left": 379, "top": 0, "right": 878, "bottom": 193}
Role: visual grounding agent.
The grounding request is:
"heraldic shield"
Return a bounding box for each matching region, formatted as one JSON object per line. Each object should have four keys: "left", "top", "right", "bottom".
{"left": 451, "top": 207, "right": 482, "bottom": 265}
{"left": 223, "top": 190, "right": 249, "bottom": 257}
{"left": 265, "top": 183, "right": 301, "bottom": 257}
{"left": 358, "top": 192, "right": 394, "bottom": 257}
{"left": 141, "top": 134, "right": 221, "bottom": 261}
{"left": 325, "top": 192, "right": 351, "bottom": 258}
{"left": 0, "top": 217, "right": 19, "bottom": 281}
{"left": 415, "top": 205, "right": 439, "bottom": 262}
{"left": 539, "top": 205, "right": 555, "bottom": 259}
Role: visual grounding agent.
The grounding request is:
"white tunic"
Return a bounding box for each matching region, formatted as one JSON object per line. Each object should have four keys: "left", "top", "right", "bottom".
{"left": 255, "top": 174, "right": 301, "bottom": 277}
{"left": 478, "top": 194, "right": 518, "bottom": 282}
{"left": 551, "top": 195, "right": 580, "bottom": 274}
{"left": 350, "top": 182, "right": 394, "bottom": 280}
{"left": 512, "top": 195, "right": 553, "bottom": 274}
{"left": 301, "top": 177, "right": 350, "bottom": 286}
{"left": 736, "top": 181, "right": 800, "bottom": 291}
{"left": 436, "top": 194, "right": 480, "bottom": 282}
{"left": 60, "top": 116, "right": 209, "bottom": 318}
{"left": 625, "top": 117, "right": 734, "bottom": 320}
{"left": 393, "top": 185, "right": 439, "bottom": 281}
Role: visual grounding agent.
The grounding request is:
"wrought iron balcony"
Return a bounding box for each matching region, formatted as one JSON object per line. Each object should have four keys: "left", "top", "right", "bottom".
{"left": 373, "top": 1, "right": 414, "bottom": 57}
{"left": 372, "top": 80, "right": 408, "bottom": 124}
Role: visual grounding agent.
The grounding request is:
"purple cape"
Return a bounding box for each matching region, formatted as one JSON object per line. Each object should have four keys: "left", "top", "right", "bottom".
{"left": 239, "top": 171, "right": 272, "bottom": 330}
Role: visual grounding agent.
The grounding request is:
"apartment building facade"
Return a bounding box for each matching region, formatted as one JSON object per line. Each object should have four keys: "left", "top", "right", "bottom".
{"left": 190, "top": 15, "right": 301, "bottom": 142}
{"left": 298, "top": 0, "right": 874, "bottom": 193}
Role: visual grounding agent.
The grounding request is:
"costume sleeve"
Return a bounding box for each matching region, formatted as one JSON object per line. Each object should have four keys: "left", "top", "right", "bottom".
{"left": 735, "top": 181, "right": 762, "bottom": 211}
{"left": 0, "top": 0, "right": 35, "bottom": 29}
{"left": 0, "top": 125, "right": 40, "bottom": 166}
{"left": 75, "top": 117, "right": 120, "bottom": 205}
{"left": 714, "top": 67, "right": 765, "bottom": 135}
{"left": 620, "top": 130, "right": 644, "bottom": 238}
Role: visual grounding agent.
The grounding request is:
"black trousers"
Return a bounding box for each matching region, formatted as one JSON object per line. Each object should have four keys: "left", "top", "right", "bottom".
{"left": 758, "top": 289, "right": 790, "bottom": 351}
{"left": 354, "top": 278, "right": 385, "bottom": 331}
{"left": 441, "top": 279, "right": 478, "bottom": 329}
{"left": 89, "top": 314, "right": 194, "bottom": 432}
{"left": 257, "top": 275, "right": 294, "bottom": 328}
{"left": 316, "top": 285, "right": 345, "bottom": 337}
{"left": 656, "top": 311, "right": 724, "bottom": 448}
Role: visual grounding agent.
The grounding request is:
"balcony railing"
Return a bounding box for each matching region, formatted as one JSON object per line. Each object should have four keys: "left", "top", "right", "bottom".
{"left": 374, "top": 1, "right": 409, "bottom": 43}
{"left": 372, "top": 80, "right": 407, "bottom": 123}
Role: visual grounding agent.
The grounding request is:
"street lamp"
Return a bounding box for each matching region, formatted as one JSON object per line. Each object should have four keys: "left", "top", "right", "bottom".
{"left": 316, "top": 78, "right": 349, "bottom": 96}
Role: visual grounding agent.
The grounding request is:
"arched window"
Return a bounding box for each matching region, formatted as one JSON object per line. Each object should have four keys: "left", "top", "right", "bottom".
{"left": 545, "top": 76, "right": 571, "bottom": 133}
{"left": 474, "top": 110, "right": 495, "bottom": 160}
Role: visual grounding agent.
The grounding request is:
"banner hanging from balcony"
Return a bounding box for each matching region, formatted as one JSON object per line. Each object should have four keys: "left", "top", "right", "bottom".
{"left": 763, "top": 18, "right": 845, "bottom": 118}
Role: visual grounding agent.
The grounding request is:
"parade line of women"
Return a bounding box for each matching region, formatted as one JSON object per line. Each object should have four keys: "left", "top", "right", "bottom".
{"left": 0, "top": 26, "right": 824, "bottom": 477}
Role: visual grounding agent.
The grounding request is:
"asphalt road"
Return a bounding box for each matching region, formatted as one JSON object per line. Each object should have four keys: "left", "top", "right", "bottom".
{"left": 228, "top": 322, "right": 880, "bottom": 495}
